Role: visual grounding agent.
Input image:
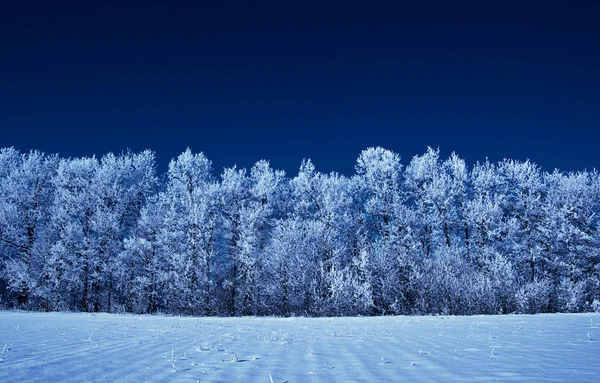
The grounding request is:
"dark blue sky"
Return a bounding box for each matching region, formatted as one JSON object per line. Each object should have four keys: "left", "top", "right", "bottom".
{"left": 1, "top": 1, "right": 599, "bottom": 175}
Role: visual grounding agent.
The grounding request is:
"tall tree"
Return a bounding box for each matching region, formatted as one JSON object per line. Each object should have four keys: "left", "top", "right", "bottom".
{"left": 354, "top": 147, "right": 407, "bottom": 313}
{"left": 161, "top": 149, "right": 217, "bottom": 315}
{"left": 50, "top": 156, "right": 99, "bottom": 311}
{"left": 237, "top": 160, "right": 287, "bottom": 315}
{"left": 88, "top": 151, "right": 157, "bottom": 312}
{"left": 496, "top": 159, "right": 545, "bottom": 282}
{"left": 219, "top": 165, "right": 250, "bottom": 316}
{"left": 0, "top": 149, "right": 58, "bottom": 308}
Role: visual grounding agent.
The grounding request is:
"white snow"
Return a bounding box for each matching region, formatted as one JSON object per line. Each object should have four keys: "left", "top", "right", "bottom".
{"left": 0, "top": 311, "right": 598, "bottom": 382}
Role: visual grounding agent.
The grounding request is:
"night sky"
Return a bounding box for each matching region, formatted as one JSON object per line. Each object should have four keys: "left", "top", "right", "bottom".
{"left": 1, "top": 1, "right": 599, "bottom": 176}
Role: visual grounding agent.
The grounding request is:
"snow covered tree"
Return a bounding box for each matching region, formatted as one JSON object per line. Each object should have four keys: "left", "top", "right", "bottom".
{"left": 541, "top": 170, "right": 600, "bottom": 311}
{"left": 236, "top": 160, "right": 287, "bottom": 315}
{"left": 404, "top": 148, "right": 467, "bottom": 255}
{"left": 496, "top": 159, "right": 545, "bottom": 283}
{"left": 0, "top": 149, "right": 58, "bottom": 308}
{"left": 160, "top": 149, "right": 218, "bottom": 315}
{"left": 354, "top": 147, "right": 411, "bottom": 313}
{"left": 50, "top": 156, "right": 99, "bottom": 311}
{"left": 466, "top": 160, "right": 505, "bottom": 263}
{"left": 118, "top": 194, "right": 166, "bottom": 313}
{"left": 285, "top": 160, "right": 360, "bottom": 315}
{"left": 265, "top": 218, "right": 308, "bottom": 315}
{"left": 218, "top": 165, "right": 251, "bottom": 316}
{"left": 88, "top": 151, "right": 156, "bottom": 312}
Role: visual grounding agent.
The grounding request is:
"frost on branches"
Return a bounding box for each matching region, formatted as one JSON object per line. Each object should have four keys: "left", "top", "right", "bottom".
{"left": 1, "top": 146, "right": 599, "bottom": 316}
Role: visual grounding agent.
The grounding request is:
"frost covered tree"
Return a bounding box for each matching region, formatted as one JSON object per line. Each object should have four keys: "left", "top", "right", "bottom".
{"left": 88, "top": 151, "right": 156, "bottom": 312}
{"left": 496, "top": 160, "right": 546, "bottom": 284}
{"left": 287, "top": 160, "right": 357, "bottom": 315}
{"left": 219, "top": 165, "right": 251, "bottom": 316}
{"left": 118, "top": 194, "right": 166, "bottom": 313}
{"left": 354, "top": 147, "right": 411, "bottom": 313}
{"left": 45, "top": 151, "right": 156, "bottom": 312}
{"left": 49, "top": 156, "right": 99, "bottom": 311}
{"left": 236, "top": 160, "right": 287, "bottom": 315}
{"left": 160, "top": 149, "right": 218, "bottom": 315}
{"left": 466, "top": 160, "right": 505, "bottom": 263}
{"left": 541, "top": 170, "right": 600, "bottom": 311}
{"left": 265, "top": 218, "right": 306, "bottom": 315}
{"left": 404, "top": 147, "right": 467, "bottom": 255}
{"left": 0, "top": 149, "right": 58, "bottom": 308}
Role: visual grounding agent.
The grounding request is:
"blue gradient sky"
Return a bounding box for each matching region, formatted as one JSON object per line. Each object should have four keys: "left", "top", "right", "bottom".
{"left": 1, "top": 1, "right": 599, "bottom": 175}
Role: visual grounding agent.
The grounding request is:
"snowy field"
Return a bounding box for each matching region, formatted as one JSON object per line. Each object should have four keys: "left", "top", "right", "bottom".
{"left": 0, "top": 311, "right": 599, "bottom": 382}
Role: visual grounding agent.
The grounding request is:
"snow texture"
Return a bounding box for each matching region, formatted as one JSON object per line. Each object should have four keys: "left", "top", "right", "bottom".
{"left": 0, "top": 311, "right": 599, "bottom": 382}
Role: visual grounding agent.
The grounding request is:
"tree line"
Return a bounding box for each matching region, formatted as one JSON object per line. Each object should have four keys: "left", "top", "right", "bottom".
{"left": 1, "top": 146, "right": 599, "bottom": 316}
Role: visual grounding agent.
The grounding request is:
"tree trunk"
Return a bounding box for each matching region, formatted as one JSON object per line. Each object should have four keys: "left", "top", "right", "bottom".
{"left": 80, "top": 253, "right": 89, "bottom": 312}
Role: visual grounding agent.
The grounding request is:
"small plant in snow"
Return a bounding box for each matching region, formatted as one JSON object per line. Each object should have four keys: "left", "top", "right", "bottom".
{"left": 194, "top": 338, "right": 212, "bottom": 352}
{"left": 167, "top": 348, "right": 177, "bottom": 372}
{"left": 221, "top": 352, "right": 239, "bottom": 363}
{"left": 85, "top": 329, "right": 97, "bottom": 348}
{"left": 0, "top": 344, "right": 9, "bottom": 362}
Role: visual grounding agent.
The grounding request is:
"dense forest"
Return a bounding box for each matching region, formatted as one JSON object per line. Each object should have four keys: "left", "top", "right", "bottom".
{"left": 1, "top": 146, "right": 599, "bottom": 316}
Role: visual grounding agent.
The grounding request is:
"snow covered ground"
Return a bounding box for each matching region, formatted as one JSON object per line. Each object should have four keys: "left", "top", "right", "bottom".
{"left": 0, "top": 311, "right": 598, "bottom": 382}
